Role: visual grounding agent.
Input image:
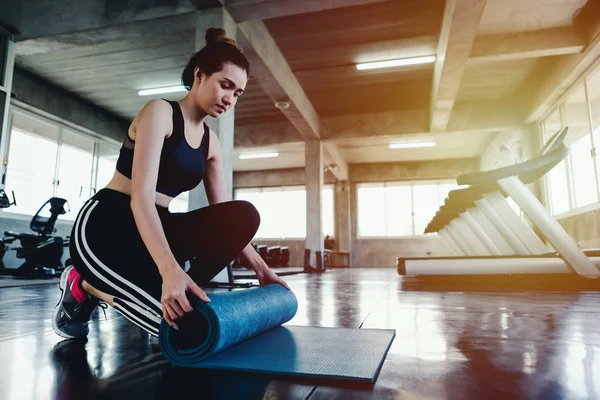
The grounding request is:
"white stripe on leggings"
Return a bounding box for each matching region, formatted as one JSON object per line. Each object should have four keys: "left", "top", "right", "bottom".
{"left": 114, "top": 302, "right": 159, "bottom": 336}
{"left": 118, "top": 298, "right": 163, "bottom": 324}
{"left": 73, "top": 200, "right": 163, "bottom": 316}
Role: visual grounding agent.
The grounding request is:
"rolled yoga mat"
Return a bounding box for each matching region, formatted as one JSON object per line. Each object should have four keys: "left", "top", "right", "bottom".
{"left": 159, "top": 284, "right": 396, "bottom": 383}
{"left": 159, "top": 284, "right": 298, "bottom": 366}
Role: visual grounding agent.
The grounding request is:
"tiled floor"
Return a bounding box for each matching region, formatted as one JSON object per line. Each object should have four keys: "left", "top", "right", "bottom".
{"left": 1, "top": 268, "right": 599, "bottom": 399}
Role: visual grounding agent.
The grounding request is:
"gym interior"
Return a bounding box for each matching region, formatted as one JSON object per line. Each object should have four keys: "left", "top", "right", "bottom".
{"left": 1, "top": 0, "right": 600, "bottom": 398}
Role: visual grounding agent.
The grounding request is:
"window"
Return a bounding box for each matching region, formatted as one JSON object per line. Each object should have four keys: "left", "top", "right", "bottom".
{"left": 357, "top": 181, "right": 460, "bottom": 237}
{"left": 4, "top": 111, "right": 59, "bottom": 216}
{"left": 2, "top": 107, "right": 121, "bottom": 219}
{"left": 542, "top": 63, "right": 600, "bottom": 217}
{"left": 169, "top": 192, "right": 190, "bottom": 213}
{"left": 96, "top": 142, "right": 120, "bottom": 191}
{"left": 55, "top": 129, "right": 95, "bottom": 219}
{"left": 588, "top": 69, "right": 600, "bottom": 194}
{"left": 412, "top": 184, "right": 441, "bottom": 235}
{"left": 564, "top": 84, "right": 597, "bottom": 208}
{"left": 234, "top": 185, "right": 334, "bottom": 239}
{"left": 542, "top": 108, "right": 570, "bottom": 215}
{"left": 322, "top": 186, "right": 334, "bottom": 237}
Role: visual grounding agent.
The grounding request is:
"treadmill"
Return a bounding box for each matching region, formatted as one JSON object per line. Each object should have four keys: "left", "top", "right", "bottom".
{"left": 397, "top": 127, "right": 600, "bottom": 278}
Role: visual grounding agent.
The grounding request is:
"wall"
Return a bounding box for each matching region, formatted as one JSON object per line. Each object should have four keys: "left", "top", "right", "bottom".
{"left": 234, "top": 167, "right": 337, "bottom": 188}
{"left": 480, "top": 125, "right": 538, "bottom": 171}
{"left": 0, "top": 0, "right": 22, "bottom": 34}
{"left": 11, "top": 67, "right": 130, "bottom": 142}
{"left": 351, "top": 237, "right": 449, "bottom": 268}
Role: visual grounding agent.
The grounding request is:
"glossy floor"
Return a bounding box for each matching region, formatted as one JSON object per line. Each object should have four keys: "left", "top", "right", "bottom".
{"left": 1, "top": 268, "right": 599, "bottom": 399}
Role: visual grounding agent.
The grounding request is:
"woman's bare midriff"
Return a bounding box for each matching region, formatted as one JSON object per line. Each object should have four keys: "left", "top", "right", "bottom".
{"left": 104, "top": 170, "right": 174, "bottom": 209}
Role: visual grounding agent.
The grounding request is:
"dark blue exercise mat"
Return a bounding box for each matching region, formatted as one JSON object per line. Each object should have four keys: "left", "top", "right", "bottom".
{"left": 159, "top": 284, "right": 298, "bottom": 365}
{"left": 192, "top": 325, "right": 396, "bottom": 383}
{"left": 159, "top": 284, "right": 396, "bottom": 383}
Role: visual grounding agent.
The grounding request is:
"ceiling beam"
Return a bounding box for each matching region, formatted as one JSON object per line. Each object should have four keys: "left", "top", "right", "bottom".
{"left": 430, "top": 0, "right": 487, "bottom": 132}
{"left": 526, "top": 15, "right": 600, "bottom": 123}
{"left": 235, "top": 19, "right": 321, "bottom": 140}
{"left": 323, "top": 142, "right": 349, "bottom": 181}
{"left": 234, "top": 120, "right": 302, "bottom": 147}
{"left": 223, "top": 0, "right": 390, "bottom": 22}
{"left": 325, "top": 105, "right": 516, "bottom": 141}
{"left": 16, "top": 0, "right": 195, "bottom": 41}
{"left": 16, "top": 13, "right": 196, "bottom": 55}
{"left": 470, "top": 27, "right": 586, "bottom": 63}
{"left": 323, "top": 109, "right": 428, "bottom": 140}
{"left": 234, "top": 103, "right": 518, "bottom": 144}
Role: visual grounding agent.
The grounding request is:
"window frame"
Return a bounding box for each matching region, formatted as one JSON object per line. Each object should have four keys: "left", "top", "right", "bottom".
{"left": 234, "top": 184, "right": 335, "bottom": 240}
{"left": 540, "top": 60, "right": 600, "bottom": 220}
{"left": 0, "top": 102, "right": 122, "bottom": 220}
{"left": 356, "top": 179, "right": 460, "bottom": 239}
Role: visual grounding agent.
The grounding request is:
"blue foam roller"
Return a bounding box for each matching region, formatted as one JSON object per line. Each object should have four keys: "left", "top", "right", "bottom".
{"left": 159, "top": 284, "right": 298, "bottom": 366}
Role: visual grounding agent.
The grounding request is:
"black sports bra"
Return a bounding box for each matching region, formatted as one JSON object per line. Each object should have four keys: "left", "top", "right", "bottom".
{"left": 115, "top": 100, "right": 210, "bottom": 198}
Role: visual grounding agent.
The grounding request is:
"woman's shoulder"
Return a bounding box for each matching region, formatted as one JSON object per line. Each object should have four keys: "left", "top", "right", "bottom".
{"left": 130, "top": 99, "right": 174, "bottom": 139}
{"left": 140, "top": 99, "right": 173, "bottom": 118}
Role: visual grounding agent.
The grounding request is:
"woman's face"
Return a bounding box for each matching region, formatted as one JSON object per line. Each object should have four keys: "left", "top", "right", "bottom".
{"left": 194, "top": 63, "right": 247, "bottom": 118}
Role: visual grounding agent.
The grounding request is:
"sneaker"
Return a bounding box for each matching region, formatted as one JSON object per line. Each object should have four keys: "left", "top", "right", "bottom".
{"left": 52, "top": 265, "right": 99, "bottom": 339}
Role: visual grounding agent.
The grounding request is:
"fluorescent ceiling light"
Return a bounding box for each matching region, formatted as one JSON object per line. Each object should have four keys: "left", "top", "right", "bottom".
{"left": 138, "top": 85, "right": 187, "bottom": 96}
{"left": 356, "top": 55, "right": 436, "bottom": 71}
{"left": 239, "top": 152, "right": 279, "bottom": 160}
{"left": 389, "top": 141, "right": 436, "bottom": 149}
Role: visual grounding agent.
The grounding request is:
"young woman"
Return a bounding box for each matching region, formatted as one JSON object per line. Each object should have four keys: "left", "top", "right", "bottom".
{"left": 52, "top": 28, "right": 289, "bottom": 339}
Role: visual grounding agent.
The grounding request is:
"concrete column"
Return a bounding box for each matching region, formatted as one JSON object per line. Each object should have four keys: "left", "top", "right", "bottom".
{"left": 305, "top": 140, "right": 324, "bottom": 267}
{"left": 188, "top": 8, "right": 236, "bottom": 284}
{"left": 335, "top": 181, "right": 352, "bottom": 255}
{"left": 0, "top": 32, "right": 16, "bottom": 188}
{"left": 189, "top": 8, "right": 236, "bottom": 211}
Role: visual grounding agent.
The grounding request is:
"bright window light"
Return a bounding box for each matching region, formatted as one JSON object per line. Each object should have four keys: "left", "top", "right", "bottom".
{"left": 389, "top": 141, "right": 436, "bottom": 149}
{"left": 356, "top": 56, "right": 436, "bottom": 71}
{"left": 238, "top": 152, "right": 279, "bottom": 160}
{"left": 138, "top": 85, "right": 187, "bottom": 96}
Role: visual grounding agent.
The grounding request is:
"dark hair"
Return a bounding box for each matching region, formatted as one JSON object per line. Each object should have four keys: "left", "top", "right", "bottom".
{"left": 181, "top": 28, "right": 250, "bottom": 91}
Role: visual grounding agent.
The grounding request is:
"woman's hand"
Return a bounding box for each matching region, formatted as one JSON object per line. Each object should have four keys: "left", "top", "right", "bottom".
{"left": 256, "top": 266, "right": 291, "bottom": 289}
{"left": 243, "top": 248, "right": 290, "bottom": 290}
{"left": 160, "top": 266, "right": 211, "bottom": 330}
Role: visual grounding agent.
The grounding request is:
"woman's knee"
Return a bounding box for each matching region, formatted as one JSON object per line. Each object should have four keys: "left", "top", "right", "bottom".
{"left": 233, "top": 200, "right": 260, "bottom": 233}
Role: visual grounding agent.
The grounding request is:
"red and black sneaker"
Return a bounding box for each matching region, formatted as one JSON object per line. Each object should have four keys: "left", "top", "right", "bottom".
{"left": 52, "top": 265, "right": 100, "bottom": 339}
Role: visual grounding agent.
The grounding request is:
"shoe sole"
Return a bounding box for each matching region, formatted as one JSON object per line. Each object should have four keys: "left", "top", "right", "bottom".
{"left": 51, "top": 265, "right": 77, "bottom": 339}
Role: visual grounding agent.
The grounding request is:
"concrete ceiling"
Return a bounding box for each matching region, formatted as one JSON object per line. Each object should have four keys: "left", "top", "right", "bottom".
{"left": 11, "top": 0, "right": 600, "bottom": 174}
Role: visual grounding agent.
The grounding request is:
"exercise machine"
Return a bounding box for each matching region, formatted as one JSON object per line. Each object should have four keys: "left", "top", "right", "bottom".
{"left": 0, "top": 192, "right": 71, "bottom": 278}
{"left": 397, "top": 127, "right": 600, "bottom": 278}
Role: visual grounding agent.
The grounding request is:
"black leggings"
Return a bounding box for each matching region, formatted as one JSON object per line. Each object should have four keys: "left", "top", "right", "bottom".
{"left": 69, "top": 188, "right": 259, "bottom": 336}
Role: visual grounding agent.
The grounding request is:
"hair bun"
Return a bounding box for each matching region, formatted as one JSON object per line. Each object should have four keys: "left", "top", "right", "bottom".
{"left": 205, "top": 27, "right": 243, "bottom": 52}
{"left": 205, "top": 28, "right": 227, "bottom": 45}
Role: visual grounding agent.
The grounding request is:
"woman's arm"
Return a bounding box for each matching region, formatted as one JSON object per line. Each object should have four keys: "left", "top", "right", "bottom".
{"left": 130, "top": 100, "right": 180, "bottom": 275}
{"left": 203, "top": 130, "right": 229, "bottom": 205}
{"left": 130, "top": 100, "right": 209, "bottom": 329}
